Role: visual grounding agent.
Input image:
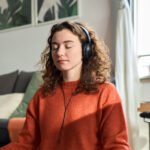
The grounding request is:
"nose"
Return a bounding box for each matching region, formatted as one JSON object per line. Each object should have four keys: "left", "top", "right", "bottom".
{"left": 56, "top": 45, "right": 65, "bottom": 56}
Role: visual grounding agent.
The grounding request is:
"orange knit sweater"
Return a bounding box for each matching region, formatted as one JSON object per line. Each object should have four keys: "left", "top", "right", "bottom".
{"left": 0, "top": 82, "right": 131, "bottom": 150}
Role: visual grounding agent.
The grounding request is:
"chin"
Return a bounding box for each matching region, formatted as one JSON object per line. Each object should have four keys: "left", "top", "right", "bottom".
{"left": 58, "top": 68, "right": 70, "bottom": 72}
{"left": 56, "top": 66, "right": 70, "bottom": 71}
{"left": 56, "top": 62, "right": 82, "bottom": 72}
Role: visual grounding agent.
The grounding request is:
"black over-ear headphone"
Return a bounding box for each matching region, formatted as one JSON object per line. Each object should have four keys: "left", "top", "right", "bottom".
{"left": 76, "top": 23, "right": 92, "bottom": 63}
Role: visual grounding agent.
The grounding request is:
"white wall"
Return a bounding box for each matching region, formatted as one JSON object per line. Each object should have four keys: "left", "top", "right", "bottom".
{"left": 0, "top": 0, "right": 112, "bottom": 75}
{"left": 140, "top": 79, "right": 150, "bottom": 101}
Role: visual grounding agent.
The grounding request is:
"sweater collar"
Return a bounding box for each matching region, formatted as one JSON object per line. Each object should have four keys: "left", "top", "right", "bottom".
{"left": 61, "top": 80, "right": 79, "bottom": 89}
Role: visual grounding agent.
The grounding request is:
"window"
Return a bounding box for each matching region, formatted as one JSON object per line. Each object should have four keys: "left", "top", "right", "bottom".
{"left": 137, "top": 0, "right": 150, "bottom": 78}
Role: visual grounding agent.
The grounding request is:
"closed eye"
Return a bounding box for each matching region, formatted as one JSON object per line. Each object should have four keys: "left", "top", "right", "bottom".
{"left": 51, "top": 40, "right": 74, "bottom": 50}
{"left": 65, "top": 43, "right": 74, "bottom": 49}
{"left": 65, "top": 45, "right": 73, "bottom": 49}
{"left": 51, "top": 44, "right": 59, "bottom": 51}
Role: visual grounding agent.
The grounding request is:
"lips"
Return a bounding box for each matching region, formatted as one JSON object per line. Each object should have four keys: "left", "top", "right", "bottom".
{"left": 57, "top": 60, "right": 68, "bottom": 63}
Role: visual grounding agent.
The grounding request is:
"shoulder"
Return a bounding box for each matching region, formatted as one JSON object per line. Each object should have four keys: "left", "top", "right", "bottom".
{"left": 98, "top": 82, "right": 117, "bottom": 93}
{"left": 97, "top": 82, "right": 122, "bottom": 105}
{"left": 26, "top": 87, "right": 46, "bottom": 117}
{"left": 28, "top": 87, "right": 45, "bottom": 105}
{"left": 32, "top": 87, "right": 44, "bottom": 98}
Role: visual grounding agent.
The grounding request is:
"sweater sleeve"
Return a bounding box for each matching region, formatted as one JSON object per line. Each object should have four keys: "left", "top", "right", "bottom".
{"left": 98, "top": 83, "right": 131, "bottom": 150}
{"left": 0, "top": 90, "right": 41, "bottom": 150}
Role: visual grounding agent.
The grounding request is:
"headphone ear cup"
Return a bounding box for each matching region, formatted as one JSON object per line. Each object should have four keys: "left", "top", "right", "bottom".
{"left": 83, "top": 43, "right": 91, "bottom": 63}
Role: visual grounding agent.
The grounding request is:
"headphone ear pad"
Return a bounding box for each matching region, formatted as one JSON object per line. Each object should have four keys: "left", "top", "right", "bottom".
{"left": 83, "top": 43, "right": 91, "bottom": 62}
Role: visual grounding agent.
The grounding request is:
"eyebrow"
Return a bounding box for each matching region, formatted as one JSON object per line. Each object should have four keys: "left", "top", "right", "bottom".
{"left": 51, "top": 40, "right": 74, "bottom": 44}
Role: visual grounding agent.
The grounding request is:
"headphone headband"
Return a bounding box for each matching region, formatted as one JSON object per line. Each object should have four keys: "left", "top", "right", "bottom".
{"left": 75, "top": 22, "right": 92, "bottom": 63}
{"left": 75, "top": 22, "right": 91, "bottom": 44}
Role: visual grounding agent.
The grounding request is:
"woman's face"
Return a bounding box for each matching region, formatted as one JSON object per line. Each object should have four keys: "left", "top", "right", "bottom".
{"left": 51, "top": 29, "right": 83, "bottom": 74}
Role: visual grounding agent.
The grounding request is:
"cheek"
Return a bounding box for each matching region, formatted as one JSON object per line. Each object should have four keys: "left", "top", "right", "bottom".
{"left": 72, "top": 47, "right": 83, "bottom": 59}
{"left": 69, "top": 52, "right": 82, "bottom": 62}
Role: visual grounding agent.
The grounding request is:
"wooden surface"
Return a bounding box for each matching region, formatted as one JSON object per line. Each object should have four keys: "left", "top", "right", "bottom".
{"left": 138, "top": 101, "right": 150, "bottom": 112}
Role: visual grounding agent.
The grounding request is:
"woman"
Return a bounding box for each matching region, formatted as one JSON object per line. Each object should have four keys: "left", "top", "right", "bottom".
{"left": 1, "top": 21, "right": 131, "bottom": 150}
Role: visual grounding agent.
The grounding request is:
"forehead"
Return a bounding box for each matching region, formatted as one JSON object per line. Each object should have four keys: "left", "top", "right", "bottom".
{"left": 52, "top": 29, "right": 80, "bottom": 42}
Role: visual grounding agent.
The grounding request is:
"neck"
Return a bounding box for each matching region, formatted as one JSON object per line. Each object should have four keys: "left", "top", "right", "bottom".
{"left": 62, "top": 62, "right": 82, "bottom": 82}
{"left": 63, "top": 73, "right": 80, "bottom": 82}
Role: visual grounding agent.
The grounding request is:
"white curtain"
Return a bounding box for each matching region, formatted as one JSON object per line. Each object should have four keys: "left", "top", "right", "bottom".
{"left": 115, "top": 0, "right": 140, "bottom": 150}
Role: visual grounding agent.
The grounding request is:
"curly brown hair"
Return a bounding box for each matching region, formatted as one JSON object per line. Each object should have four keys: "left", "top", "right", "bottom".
{"left": 40, "top": 21, "right": 111, "bottom": 95}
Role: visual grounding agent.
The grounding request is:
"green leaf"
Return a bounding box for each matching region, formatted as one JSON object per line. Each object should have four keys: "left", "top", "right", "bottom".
{"left": 19, "top": 0, "right": 31, "bottom": 23}
{"left": 70, "top": 1, "right": 78, "bottom": 16}
{"left": 38, "top": 0, "right": 44, "bottom": 13}
{"left": 44, "top": 6, "right": 55, "bottom": 21}
{"left": 57, "top": 0, "right": 78, "bottom": 18}
{"left": 0, "top": 0, "right": 32, "bottom": 30}
{"left": 7, "top": 0, "right": 22, "bottom": 17}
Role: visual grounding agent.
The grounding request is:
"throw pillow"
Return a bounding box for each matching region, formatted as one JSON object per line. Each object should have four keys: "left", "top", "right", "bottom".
{"left": 10, "top": 71, "right": 43, "bottom": 118}
{"left": 13, "top": 71, "right": 34, "bottom": 93}
{"left": 0, "top": 70, "right": 18, "bottom": 95}
{"left": 0, "top": 93, "right": 24, "bottom": 119}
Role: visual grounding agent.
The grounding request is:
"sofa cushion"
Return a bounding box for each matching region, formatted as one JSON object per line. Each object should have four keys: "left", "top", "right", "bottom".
{"left": 11, "top": 71, "right": 43, "bottom": 118}
{"left": 0, "top": 70, "right": 18, "bottom": 95}
{"left": 13, "top": 71, "right": 34, "bottom": 93}
{"left": 0, "top": 93, "right": 24, "bottom": 119}
{"left": 0, "top": 119, "right": 10, "bottom": 146}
